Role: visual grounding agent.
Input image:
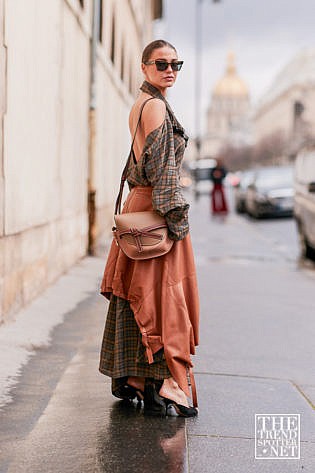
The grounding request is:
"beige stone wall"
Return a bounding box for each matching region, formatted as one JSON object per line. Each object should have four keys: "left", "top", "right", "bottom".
{"left": 0, "top": 0, "right": 90, "bottom": 321}
{"left": 0, "top": 0, "right": 160, "bottom": 322}
{"left": 300, "top": 87, "right": 315, "bottom": 137}
{"left": 254, "top": 90, "right": 294, "bottom": 142}
{"left": 254, "top": 84, "right": 315, "bottom": 144}
{"left": 0, "top": 0, "right": 5, "bottom": 314}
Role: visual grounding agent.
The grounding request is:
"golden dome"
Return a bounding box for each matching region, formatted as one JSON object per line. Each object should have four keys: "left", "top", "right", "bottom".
{"left": 213, "top": 52, "right": 249, "bottom": 97}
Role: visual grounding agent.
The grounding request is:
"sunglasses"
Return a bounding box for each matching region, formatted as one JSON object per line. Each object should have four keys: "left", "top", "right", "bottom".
{"left": 144, "top": 60, "right": 184, "bottom": 72}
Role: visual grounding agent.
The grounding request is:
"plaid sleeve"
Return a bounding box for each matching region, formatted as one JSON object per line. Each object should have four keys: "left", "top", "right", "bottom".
{"left": 143, "top": 117, "right": 189, "bottom": 240}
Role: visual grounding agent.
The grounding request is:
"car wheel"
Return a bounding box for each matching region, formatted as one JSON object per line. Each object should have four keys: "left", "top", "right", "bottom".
{"left": 251, "top": 206, "right": 260, "bottom": 219}
{"left": 236, "top": 203, "right": 244, "bottom": 214}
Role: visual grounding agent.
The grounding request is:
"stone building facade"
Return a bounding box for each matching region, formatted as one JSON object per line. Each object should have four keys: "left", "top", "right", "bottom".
{"left": 254, "top": 48, "right": 315, "bottom": 155}
{"left": 0, "top": 0, "right": 162, "bottom": 322}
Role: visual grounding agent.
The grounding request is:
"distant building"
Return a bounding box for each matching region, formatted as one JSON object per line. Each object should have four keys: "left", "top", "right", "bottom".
{"left": 202, "top": 52, "right": 251, "bottom": 158}
{"left": 254, "top": 48, "right": 315, "bottom": 155}
{"left": 0, "top": 0, "right": 162, "bottom": 322}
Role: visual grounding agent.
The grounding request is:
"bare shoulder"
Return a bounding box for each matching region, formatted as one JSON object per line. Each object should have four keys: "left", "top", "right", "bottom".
{"left": 141, "top": 98, "right": 166, "bottom": 137}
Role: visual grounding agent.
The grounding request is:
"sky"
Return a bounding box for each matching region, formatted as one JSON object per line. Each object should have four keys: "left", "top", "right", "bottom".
{"left": 154, "top": 0, "right": 315, "bottom": 137}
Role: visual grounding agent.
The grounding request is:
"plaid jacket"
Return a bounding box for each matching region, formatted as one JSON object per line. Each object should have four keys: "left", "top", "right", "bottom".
{"left": 126, "top": 81, "right": 190, "bottom": 240}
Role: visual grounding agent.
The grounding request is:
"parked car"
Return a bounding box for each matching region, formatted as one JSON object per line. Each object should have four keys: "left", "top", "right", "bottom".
{"left": 245, "top": 166, "right": 294, "bottom": 218}
{"left": 189, "top": 158, "right": 217, "bottom": 197}
{"left": 294, "top": 148, "right": 315, "bottom": 260}
{"left": 234, "top": 169, "right": 255, "bottom": 213}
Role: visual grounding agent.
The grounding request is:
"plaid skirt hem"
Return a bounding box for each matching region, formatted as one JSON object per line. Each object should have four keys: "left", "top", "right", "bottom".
{"left": 99, "top": 294, "right": 171, "bottom": 380}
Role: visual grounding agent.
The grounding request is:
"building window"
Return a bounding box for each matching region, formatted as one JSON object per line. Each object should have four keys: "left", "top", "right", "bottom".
{"left": 294, "top": 101, "right": 304, "bottom": 119}
{"left": 110, "top": 11, "right": 116, "bottom": 64}
{"left": 129, "top": 61, "right": 133, "bottom": 95}
{"left": 98, "top": 0, "right": 103, "bottom": 43}
{"left": 120, "top": 42, "right": 124, "bottom": 82}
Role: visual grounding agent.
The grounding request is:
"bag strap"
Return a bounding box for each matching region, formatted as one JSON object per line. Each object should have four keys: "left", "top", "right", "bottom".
{"left": 114, "top": 97, "right": 155, "bottom": 215}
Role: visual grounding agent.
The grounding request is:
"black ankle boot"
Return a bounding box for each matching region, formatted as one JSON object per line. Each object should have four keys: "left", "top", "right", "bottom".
{"left": 113, "top": 384, "right": 141, "bottom": 402}
{"left": 164, "top": 398, "right": 198, "bottom": 417}
{"left": 143, "top": 380, "right": 167, "bottom": 417}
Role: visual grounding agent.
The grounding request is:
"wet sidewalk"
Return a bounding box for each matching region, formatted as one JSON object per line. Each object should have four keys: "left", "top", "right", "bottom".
{"left": 1, "top": 195, "right": 315, "bottom": 472}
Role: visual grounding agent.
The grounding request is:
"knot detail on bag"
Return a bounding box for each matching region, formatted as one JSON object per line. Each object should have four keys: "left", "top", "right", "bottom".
{"left": 118, "top": 224, "right": 166, "bottom": 253}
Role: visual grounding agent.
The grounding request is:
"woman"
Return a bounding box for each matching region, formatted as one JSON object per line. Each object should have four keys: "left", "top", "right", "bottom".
{"left": 99, "top": 40, "right": 199, "bottom": 417}
{"left": 210, "top": 158, "right": 228, "bottom": 214}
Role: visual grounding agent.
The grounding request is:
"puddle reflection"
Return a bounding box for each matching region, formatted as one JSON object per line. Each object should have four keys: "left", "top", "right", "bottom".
{"left": 96, "top": 401, "right": 187, "bottom": 473}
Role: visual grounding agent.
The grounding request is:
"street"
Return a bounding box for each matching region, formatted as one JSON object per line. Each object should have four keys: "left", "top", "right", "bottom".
{"left": 1, "top": 191, "right": 315, "bottom": 473}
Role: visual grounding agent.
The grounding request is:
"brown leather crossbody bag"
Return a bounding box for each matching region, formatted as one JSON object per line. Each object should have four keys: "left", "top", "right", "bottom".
{"left": 112, "top": 98, "right": 174, "bottom": 260}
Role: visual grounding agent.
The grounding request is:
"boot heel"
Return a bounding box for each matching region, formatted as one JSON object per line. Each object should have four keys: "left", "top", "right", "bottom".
{"left": 164, "top": 399, "right": 198, "bottom": 417}
{"left": 143, "top": 383, "right": 167, "bottom": 417}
